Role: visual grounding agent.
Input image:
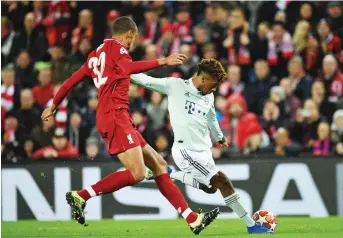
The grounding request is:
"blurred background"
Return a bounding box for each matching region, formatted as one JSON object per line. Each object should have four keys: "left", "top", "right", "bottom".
{"left": 1, "top": 1, "right": 343, "bottom": 221}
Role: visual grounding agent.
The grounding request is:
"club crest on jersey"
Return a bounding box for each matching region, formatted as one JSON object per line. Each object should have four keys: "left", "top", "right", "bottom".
{"left": 120, "top": 47, "right": 128, "bottom": 55}
{"left": 127, "top": 134, "right": 134, "bottom": 144}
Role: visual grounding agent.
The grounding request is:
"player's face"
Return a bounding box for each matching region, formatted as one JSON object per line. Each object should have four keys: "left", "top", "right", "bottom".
{"left": 199, "top": 74, "right": 220, "bottom": 95}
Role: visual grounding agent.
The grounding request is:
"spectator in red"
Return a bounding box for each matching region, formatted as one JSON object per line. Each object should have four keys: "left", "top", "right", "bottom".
{"left": 219, "top": 65, "right": 245, "bottom": 97}
{"left": 141, "top": 6, "right": 161, "bottom": 46}
{"left": 51, "top": 44, "right": 69, "bottom": 85}
{"left": 43, "top": 1, "right": 71, "bottom": 47}
{"left": 1, "top": 67, "right": 19, "bottom": 116}
{"left": 32, "top": 68, "right": 54, "bottom": 108}
{"left": 11, "top": 12, "right": 48, "bottom": 62}
{"left": 316, "top": 19, "right": 341, "bottom": 55}
{"left": 105, "top": 10, "right": 120, "bottom": 39}
{"left": 31, "top": 116, "right": 55, "bottom": 150}
{"left": 47, "top": 84, "right": 68, "bottom": 129}
{"left": 173, "top": 5, "right": 193, "bottom": 43}
{"left": 313, "top": 122, "right": 332, "bottom": 156}
{"left": 33, "top": 128, "right": 79, "bottom": 160}
{"left": 267, "top": 21, "right": 295, "bottom": 78}
{"left": 317, "top": 54, "right": 343, "bottom": 99}
{"left": 71, "top": 9, "right": 93, "bottom": 52}
{"left": 223, "top": 7, "right": 252, "bottom": 73}
{"left": 156, "top": 24, "right": 180, "bottom": 57}
{"left": 220, "top": 93, "right": 264, "bottom": 154}
{"left": 1, "top": 17, "right": 16, "bottom": 67}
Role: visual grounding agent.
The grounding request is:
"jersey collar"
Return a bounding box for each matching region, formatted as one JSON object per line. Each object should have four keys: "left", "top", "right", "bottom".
{"left": 189, "top": 78, "right": 202, "bottom": 95}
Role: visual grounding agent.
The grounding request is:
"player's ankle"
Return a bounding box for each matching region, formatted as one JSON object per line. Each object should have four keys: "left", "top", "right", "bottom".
{"left": 77, "top": 189, "right": 91, "bottom": 201}
{"left": 185, "top": 211, "right": 199, "bottom": 224}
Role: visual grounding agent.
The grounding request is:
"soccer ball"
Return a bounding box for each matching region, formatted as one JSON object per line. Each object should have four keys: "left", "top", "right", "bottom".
{"left": 252, "top": 210, "right": 278, "bottom": 231}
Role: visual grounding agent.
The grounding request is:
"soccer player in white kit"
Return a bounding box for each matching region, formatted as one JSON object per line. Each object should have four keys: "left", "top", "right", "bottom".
{"left": 130, "top": 59, "right": 273, "bottom": 234}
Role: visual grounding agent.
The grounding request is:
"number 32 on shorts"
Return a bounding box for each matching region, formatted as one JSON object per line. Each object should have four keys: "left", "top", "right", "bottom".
{"left": 88, "top": 51, "right": 108, "bottom": 88}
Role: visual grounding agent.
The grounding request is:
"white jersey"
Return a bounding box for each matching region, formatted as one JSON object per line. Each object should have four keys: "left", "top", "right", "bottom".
{"left": 130, "top": 74, "right": 224, "bottom": 151}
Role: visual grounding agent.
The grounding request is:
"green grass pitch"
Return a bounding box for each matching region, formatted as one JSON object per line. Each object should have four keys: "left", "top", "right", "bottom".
{"left": 2, "top": 217, "right": 343, "bottom": 238}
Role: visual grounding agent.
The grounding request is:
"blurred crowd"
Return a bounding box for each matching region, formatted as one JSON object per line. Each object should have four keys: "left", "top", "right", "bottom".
{"left": 1, "top": 1, "right": 343, "bottom": 163}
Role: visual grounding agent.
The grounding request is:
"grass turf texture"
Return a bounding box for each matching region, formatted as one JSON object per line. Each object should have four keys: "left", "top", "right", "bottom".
{"left": 2, "top": 217, "right": 343, "bottom": 238}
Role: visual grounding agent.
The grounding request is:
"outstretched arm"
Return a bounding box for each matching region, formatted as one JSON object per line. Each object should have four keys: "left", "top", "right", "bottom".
{"left": 41, "top": 65, "right": 88, "bottom": 121}
{"left": 130, "top": 73, "right": 172, "bottom": 95}
{"left": 118, "top": 54, "right": 187, "bottom": 75}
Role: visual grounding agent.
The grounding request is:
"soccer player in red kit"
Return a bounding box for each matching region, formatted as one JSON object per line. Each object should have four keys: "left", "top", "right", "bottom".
{"left": 41, "top": 16, "right": 219, "bottom": 234}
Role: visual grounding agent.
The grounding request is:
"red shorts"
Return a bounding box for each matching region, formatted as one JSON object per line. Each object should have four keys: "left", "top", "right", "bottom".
{"left": 96, "top": 109, "right": 147, "bottom": 155}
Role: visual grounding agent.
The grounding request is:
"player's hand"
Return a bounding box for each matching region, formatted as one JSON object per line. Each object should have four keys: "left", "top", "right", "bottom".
{"left": 165, "top": 54, "right": 187, "bottom": 66}
{"left": 218, "top": 138, "right": 229, "bottom": 148}
{"left": 41, "top": 107, "right": 56, "bottom": 121}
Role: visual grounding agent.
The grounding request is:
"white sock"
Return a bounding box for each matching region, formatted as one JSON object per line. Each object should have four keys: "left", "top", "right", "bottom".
{"left": 170, "top": 171, "right": 200, "bottom": 189}
{"left": 224, "top": 193, "right": 255, "bottom": 227}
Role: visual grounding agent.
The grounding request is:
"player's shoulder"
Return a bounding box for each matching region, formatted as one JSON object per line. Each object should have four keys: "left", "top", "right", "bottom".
{"left": 166, "top": 77, "right": 187, "bottom": 87}
{"left": 103, "top": 38, "right": 129, "bottom": 55}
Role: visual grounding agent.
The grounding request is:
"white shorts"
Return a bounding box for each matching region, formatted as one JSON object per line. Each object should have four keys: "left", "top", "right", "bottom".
{"left": 172, "top": 144, "right": 219, "bottom": 187}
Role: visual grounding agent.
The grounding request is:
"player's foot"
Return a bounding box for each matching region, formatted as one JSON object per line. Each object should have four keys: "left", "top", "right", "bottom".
{"left": 247, "top": 224, "right": 274, "bottom": 234}
{"left": 189, "top": 207, "right": 220, "bottom": 235}
{"left": 66, "top": 191, "right": 87, "bottom": 226}
{"left": 146, "top": 167, "right": 173, "bottom": 180}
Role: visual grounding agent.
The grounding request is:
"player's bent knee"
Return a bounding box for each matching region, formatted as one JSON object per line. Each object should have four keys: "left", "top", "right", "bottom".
{"left": 130, "top": 169, "right": 145, "bottom": 182}
{"left": 128, "top": 167, "right": 146, "bottom": 182}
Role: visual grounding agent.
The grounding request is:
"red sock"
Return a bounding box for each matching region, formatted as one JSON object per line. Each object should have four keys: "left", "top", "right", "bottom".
{"left": 155, "top": 173, "right": 198, "bottom": 224}
{"left": 77, "top": 170, "right": 136, "bottom": 201}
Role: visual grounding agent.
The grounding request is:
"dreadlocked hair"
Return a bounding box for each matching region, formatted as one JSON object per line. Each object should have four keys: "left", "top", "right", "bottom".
{"left": 197, "top": 58, "right": 227, "bottom": 82}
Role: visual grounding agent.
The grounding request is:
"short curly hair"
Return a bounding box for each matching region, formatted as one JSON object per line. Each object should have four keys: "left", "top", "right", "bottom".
{"left": 197, "top": 58, "right": 227, "bottom": 83}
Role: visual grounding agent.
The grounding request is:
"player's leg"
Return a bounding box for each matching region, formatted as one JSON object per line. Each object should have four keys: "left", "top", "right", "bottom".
{"left": 66, "top": 146, "right": 145, "bottom": 225}
{"left": 78, "top": 146, "right": 145, "bottom": 200}
{"left": 67, "top": 113, "right": 146, "bottom": 225}
{"left": 169, "top": 169, "right": 218, "bottom": 194}
{"left": 141, "top": 143, "right": 199, "bottom": 223}
{"left": 141, "top": 143, "right": 219, "bottom": 234}
{"left": 210, "top": 171, "right": 273, "bottom": 234}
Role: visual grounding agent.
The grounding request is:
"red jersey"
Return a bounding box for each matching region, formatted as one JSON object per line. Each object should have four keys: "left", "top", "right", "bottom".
{"left": 53, "top": 39, "right": 160, "bottom": 116}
